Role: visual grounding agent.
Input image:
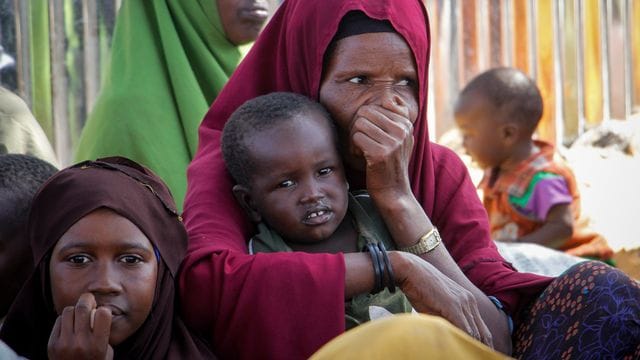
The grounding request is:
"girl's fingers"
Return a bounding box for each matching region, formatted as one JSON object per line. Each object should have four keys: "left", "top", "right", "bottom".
{"left": 48, "top": 314, "right": 63, "bottom": 347}
{"left": 90, "top": 309, "right": 96, "bottom": 330}
{"left": 60, "top": 306, "right": 75, "bottom": 336}
{"left": 74, "top": 293, "right": 97, "bottom": 333}
{"left": 92, "top": 307, "right": 112, "bottom": 340}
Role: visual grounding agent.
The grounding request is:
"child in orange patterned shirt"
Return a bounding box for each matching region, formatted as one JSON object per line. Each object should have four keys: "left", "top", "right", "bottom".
{"left": 454, "top": 67, "right": 612, "bottom": 260}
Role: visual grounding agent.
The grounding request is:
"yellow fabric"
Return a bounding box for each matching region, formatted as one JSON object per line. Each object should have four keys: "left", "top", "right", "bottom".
{"left": 310, "top": 314, "right": 511, "bottom": 360}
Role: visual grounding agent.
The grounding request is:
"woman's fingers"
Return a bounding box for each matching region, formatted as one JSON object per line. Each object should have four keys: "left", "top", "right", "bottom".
{"left": 351, "top": 105, "right": 413, "bottom": 162}
{"left": 398, "top": 256, "right": 494, "bottom": 348}
{"left": 353, "top": 105, "right": 413, "bottom": 143}
{"left": 471, "top": 305, "right": 494, "bottom": 347}
{"left": 445, "top": 289, "right": 493, "bottom": 347}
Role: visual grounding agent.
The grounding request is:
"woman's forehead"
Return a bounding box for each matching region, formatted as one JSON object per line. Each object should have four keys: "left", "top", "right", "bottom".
{"left": 327, "top": 32, "right": 417, "bottom": 73}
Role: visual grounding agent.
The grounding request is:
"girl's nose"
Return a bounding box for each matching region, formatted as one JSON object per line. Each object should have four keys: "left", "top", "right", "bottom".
{"left": 87, "top": 262, "right": 123, "bottom": 295}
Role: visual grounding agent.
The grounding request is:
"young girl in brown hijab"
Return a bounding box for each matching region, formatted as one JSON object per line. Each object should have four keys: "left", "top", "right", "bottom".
{"left": 0, "top": 157, "right": 213, "bottom": 359}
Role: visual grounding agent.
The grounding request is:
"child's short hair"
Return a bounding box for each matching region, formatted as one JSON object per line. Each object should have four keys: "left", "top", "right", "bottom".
{"left": 222, "top": 92, "right": 337, "bottom": 187}
{"left": 0, "top": 154, "right": 58, "bottom": 238}
{"left": 457, "top": 67, "right": 543, "bottom": 134}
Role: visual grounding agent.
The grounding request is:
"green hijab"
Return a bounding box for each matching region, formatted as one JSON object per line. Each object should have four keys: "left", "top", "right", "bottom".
{"left": 75, "top": 0, "right": 245, "bottom": 210}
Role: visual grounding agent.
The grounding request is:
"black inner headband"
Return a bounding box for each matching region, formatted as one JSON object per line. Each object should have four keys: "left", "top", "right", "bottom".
{"left": 333, "top": 10, "right": 396, "bottom": 42}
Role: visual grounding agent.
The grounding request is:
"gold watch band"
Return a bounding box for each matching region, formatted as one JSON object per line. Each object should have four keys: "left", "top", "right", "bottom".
{"left": 400, "top": 227, "right": 441, "bottom": 255}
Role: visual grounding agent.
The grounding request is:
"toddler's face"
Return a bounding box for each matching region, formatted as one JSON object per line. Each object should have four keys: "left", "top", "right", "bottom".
{"left": 455, "top": 97, "right": 508, "bottom": 169}
{"left": 49, "top": 208, "right": 157, "bottom": 346}
{"left": 243, "top": 112, "right": 349, "bottom": 244}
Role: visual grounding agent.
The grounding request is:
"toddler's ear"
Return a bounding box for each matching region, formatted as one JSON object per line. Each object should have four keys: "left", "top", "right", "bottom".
{"left": 232, "top": 185, "right": 262, "bottom": 223}
{"left": 501, "top": 122, "right": 519, "bottom": 143}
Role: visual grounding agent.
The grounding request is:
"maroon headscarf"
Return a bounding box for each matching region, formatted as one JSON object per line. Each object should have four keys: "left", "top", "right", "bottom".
{"left": 0, "top": 157, "right": 213, "bottom": 359}
{"left": 179, "top": 0, "right": 553, "bottom": 358}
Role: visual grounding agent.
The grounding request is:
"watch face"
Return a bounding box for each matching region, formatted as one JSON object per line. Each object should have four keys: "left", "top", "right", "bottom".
{"left": 428, "top": 229, "right": 441, "bottom": 247}
{"left": 402, "top": 228, "right": 441, "bottom": 255}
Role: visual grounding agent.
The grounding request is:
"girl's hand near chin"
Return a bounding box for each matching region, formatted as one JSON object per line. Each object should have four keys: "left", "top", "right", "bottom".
{"left": 48, "top": 293, "right": 114, "bottom": 360}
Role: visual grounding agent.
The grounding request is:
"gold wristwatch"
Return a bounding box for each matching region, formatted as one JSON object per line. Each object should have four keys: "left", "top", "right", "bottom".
{"left": 400, "top": 227, "right": 441, "bottom": 255}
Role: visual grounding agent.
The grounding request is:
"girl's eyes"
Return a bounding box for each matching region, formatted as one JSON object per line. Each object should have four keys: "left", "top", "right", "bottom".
{"left": 278, "top": 179, "right": 295, "bottom": 188}
{"left": 318, "top": 167, "right": 333, "bottom": 176}
{"left": 68, "top": 255, "right": 91, "bottom": 264}
{"left": 119, "top": 255, "right": 143, "bottom": 264}
{"left": 65, "top": 254, "right": 145, "bottom": 265}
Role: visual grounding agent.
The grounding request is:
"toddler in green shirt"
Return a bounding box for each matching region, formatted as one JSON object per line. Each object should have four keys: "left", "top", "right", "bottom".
{"left": 221, "top": 92, "right": 413, "bottom": 329}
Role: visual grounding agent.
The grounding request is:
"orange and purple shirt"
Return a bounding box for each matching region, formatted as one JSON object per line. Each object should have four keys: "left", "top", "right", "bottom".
{"left": 480, "top": 140, "right": 613, "bottom": 260}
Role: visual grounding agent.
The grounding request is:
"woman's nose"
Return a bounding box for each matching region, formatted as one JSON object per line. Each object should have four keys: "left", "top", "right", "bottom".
{"left": 87, "top": 262, "right": 123, "bottom": 295}
{"left": 365, "top": 84, "right": 406, "bottom": 108}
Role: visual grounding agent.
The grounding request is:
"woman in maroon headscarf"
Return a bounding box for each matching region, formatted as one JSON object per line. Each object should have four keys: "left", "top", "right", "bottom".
{"left": 179, "top": 0, "right": 639, "bottom": 359}
{"left": 0, "top": 157, "right": 213, "bottom": 359}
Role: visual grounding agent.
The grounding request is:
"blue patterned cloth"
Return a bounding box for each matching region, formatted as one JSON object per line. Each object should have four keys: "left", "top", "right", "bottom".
{"left": 513, "top": 261, "right": 640, "bottom": 359}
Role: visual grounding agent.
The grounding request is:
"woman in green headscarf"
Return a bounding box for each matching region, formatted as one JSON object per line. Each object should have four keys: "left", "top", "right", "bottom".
{"left": 75, "top": 0, "right": 274, "bottom": 210}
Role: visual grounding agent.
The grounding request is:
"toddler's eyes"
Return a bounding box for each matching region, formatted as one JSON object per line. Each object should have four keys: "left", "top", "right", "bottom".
{"left": 278, "top": 180, "right": 295, "bottom": 188}
{"left": 68, "top": 255, "right": 91, "bottom": 264}
{"left": 318, "top": 168, "right": 333, "bottom": 176}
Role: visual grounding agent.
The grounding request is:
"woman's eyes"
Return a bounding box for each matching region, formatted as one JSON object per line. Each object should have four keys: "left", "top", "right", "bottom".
{"left": 347, "top": 76, "right": 415, "bottom": 87}
{"left": 348, "top": 76, "right": 366, "bottom": 84}
{"left": 396, "top": 78, "right": 415, "bottom": 87}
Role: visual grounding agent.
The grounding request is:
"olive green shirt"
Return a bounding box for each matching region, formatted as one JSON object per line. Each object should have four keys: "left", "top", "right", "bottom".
{"left": 249, "top": 191, "right": 414, "bottom": 329}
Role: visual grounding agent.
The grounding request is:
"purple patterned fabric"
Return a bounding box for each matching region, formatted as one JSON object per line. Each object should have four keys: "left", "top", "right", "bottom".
{"left": 513, "top": 261, "right": 640, "bottom": 359}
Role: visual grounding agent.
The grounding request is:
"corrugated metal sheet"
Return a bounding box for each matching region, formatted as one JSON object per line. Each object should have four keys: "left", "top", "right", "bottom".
{"left": 0, "top": 0, "right": 638, "bottom": 165}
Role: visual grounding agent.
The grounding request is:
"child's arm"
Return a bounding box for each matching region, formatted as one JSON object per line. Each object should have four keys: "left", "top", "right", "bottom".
{"left": 517, "top": 203, "right": 573, "bottom": 248}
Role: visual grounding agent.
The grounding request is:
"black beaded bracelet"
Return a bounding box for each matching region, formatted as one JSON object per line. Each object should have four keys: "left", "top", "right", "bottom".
{"left": 376, "top": 242, "right": 396, "bottom": 293}
{"left": 364, "top": 242, "right": 384, "bottom": 294}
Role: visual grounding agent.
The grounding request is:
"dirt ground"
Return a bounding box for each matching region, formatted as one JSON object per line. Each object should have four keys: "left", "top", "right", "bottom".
{"left": 440, "top": 118, "right": 640, "bottom": 280}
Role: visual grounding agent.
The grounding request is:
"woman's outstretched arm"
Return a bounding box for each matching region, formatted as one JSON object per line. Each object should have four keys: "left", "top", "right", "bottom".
{"left": 351, "top": 99, "right": 512, "bottom": 353}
